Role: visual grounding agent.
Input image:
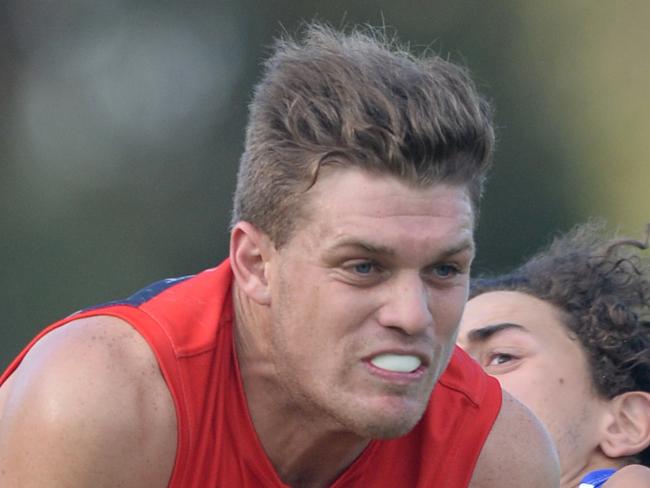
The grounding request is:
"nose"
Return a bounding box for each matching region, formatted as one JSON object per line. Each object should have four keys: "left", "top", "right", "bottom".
{"left": 376, "top": 273, "right": 433, "bottom": 336}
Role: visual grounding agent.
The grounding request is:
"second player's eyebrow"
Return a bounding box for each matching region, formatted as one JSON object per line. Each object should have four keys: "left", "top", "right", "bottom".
{"left": 466, "top": 323, "right": 528, "bottom": 344}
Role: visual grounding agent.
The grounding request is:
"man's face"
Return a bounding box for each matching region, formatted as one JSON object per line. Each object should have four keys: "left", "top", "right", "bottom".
{"left": 458, "top": 291, "right": 609, "bottom": 475}
{"left": 265, "top": 167, "right": 475, "bottom": 439}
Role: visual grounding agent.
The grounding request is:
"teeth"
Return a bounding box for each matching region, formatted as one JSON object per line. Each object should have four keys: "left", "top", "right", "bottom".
{"left": 370, "top": 354, "right": 421, "bottom": 373}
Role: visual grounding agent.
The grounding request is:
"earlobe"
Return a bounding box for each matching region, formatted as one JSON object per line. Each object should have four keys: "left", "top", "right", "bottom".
{"left": 229, "top": 222, "right": 275, "bottom": 305}
{"left": 600, "top": 391, "right": 650, "bottom": 459}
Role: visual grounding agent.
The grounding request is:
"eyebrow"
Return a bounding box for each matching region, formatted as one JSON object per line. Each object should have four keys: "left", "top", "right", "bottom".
{"left": 440, "top": 240, "right": 475, "bottom": 259}
{"left": 466, "top": 322, "right": 528, "bottom": 343}
{"left": 328, "top": 238, "right": 475, "bottom": 259}
{"left": 330, "top": 239, "right": 396, "bottom": 256}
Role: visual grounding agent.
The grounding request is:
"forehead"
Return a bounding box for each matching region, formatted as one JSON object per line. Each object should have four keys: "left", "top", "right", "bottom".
{"left": 300, "top": 168, "right": 475, "bottom": 256}
{"left": 460, "top": 291, "right": 575, "bottom": 350}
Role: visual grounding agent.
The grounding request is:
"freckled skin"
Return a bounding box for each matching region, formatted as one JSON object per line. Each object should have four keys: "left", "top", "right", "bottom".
{"left": 0, "top": 317, "right": 177, "bottom": 488}
{"left": 234, "top": 169, "right": 559, "bottom": 488}
{"left": 240, "top": 168, "right": 477, "bottom": 444}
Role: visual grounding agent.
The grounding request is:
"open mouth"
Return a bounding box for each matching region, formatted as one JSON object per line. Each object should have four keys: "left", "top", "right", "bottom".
{"left": 369, "top": 353, "right": 422, "bottom": 373}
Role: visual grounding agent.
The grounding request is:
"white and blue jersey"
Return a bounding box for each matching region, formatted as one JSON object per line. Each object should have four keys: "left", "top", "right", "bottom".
{"left": 579, "top": 468, "right": 616, "bottom": 488}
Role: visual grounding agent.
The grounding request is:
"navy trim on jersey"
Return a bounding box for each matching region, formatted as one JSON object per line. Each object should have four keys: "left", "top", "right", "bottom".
{"left": 78, "top": 275, "right": 194, "bottom": 313}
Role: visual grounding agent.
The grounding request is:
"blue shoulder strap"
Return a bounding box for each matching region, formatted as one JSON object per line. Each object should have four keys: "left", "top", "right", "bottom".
{"left": 579, "top": 468, "right": 617, "bottom": 488}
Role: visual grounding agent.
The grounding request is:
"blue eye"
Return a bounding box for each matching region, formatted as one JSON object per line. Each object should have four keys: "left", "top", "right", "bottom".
{"left": 354, "top": 262, "right": 374, "bottom": 274}
{"left": 433, "top": 264, "right": 459, "bottom": 278}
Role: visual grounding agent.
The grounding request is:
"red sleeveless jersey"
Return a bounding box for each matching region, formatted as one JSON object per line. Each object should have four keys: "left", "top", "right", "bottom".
{"left": 1, "top": 260, "right": 502, "bottom": 487}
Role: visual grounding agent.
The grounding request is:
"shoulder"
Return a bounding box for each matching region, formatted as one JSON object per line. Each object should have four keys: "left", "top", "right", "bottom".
{"left": 0, "top": 315, "right": 177, "bottom": 487}
{"left": 604, "top": 464, "right": 650, "bottom": 487}
{"left": 469, "top": 391, "right": 560, "bottom": 487}
{"left": 437, "top": 347, "right": 502, "bottom": 412}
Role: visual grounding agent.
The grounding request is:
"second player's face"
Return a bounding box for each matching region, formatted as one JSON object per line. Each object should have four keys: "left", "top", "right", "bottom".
{"left": 265, "top": 167, "right": 475, "bottom": 439}
{"left": 458, "top": 291, "right": 610, "bottom": 479}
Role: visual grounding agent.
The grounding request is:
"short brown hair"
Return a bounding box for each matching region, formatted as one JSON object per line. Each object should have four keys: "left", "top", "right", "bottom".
{"left": 471, "top": 221, "right": 650, "bottom": 464}
{"left": 232, "top": 23, "right": 495, "bottom": 247}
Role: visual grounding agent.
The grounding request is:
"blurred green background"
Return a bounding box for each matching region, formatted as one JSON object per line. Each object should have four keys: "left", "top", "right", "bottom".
{"left": 1, "top": 1, "right": 649, "bottom": 370}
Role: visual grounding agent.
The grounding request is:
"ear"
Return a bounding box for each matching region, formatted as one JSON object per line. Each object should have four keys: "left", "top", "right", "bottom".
{"left": 600, "top": 391, "right": 650, "bottom": 459}
{"left": 229, "top": 221, "right": 275, "bottom": 305}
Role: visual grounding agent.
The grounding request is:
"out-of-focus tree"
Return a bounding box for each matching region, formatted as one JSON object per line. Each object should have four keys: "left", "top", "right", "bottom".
{"left": 1, "top": 0, "right": 648, "bottom": 369}
{"left": 516, "top": 2, "right": 649, "bottom": 232}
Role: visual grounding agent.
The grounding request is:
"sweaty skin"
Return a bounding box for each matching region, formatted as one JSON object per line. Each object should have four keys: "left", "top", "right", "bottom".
{"left": 232, "top": 168, "right": 559, "bottom": 487}
{"left": 0, "top": 316, "right": 177, "bottom": 488}
{"left": 232, "top": 168, "right": 478, "bottom": 484}
{"left": 0, "top": 169, "right": 559, "bottom": 488}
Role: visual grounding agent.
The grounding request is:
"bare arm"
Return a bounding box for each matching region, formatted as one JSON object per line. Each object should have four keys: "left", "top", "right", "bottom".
{"left": 469, "top": 391, "right": 560, "bottom": 488}
{"left": 604, "top": 464, "right": 650, "bottom": 487}
{"left": 0, "top": 316, "right": 177, "bottom": 488}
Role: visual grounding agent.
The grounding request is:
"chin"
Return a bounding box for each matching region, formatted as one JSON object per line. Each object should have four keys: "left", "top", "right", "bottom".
{"left": 361, "top": 415, "right": 421, "bottom": 439}
{"left": 352, "top": 403, "right": 426, "bottom": 440}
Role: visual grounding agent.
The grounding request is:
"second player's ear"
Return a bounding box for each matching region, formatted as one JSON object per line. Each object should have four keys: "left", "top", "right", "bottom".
{"left": 229, "top": 221, "right": 275, "bottom": 305}
{"left": 600, "top": 391, "right": 650, "bottom": 459}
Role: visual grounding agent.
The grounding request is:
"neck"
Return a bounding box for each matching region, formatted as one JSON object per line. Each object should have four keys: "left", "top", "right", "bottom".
{"left": 232, "top": 285, "right": 370, "bottom": 488}
{"left": 560, "top": 452, "right": 625, "bottom": 488}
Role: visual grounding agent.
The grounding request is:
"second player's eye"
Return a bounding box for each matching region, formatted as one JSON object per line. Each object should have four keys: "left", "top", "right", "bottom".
{"left": 487, "top": 353, "right": 516, "bottom": 365}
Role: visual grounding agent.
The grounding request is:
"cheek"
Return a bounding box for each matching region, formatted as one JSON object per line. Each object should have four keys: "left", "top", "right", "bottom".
{"left": 497, "top": 361, "right": 581, "bottom": 424}
{"left": 496, "top": 367, "right": 549, "bottom": 409}
{"left": 431, "top": 288, "right": 469, "bottom": 336}
{"left": 277, "top": 282, "right": 371, "bottom": 348}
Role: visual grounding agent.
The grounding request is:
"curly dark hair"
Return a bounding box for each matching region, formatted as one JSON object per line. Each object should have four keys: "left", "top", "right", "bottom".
{"left": 471, "top": 220, "right": 650, "bottom": 465}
